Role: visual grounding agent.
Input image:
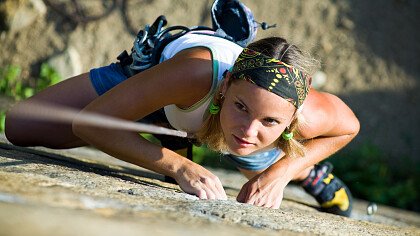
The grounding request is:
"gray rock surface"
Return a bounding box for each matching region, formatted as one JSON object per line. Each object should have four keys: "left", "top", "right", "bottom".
{"left": 1, "top": 0, "right": 46, "bottom": 33}
{"left": 0, "top": 134, "right": 419, "bottom": 236}
{"left": 47, "top": 46, "right": 82, "bottom": 79}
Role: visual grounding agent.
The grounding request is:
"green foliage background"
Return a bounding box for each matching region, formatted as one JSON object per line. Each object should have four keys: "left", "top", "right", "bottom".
{"left": 329, "top": 143, "right": 419, "bottom": 211}
{"left": 0, "top": 64, "right": 61, "bottom": 132}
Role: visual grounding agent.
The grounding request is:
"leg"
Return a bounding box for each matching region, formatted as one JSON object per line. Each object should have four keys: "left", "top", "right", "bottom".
{"left": 300, "top": 162, "right": 353, "bottom": 217}
{"left": 5, "top": 73, "right": 98, "bottom": 149}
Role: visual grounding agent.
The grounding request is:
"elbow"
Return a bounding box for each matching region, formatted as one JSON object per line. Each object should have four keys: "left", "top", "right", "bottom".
{"left": 72, "top": 109, "right": 111, "bottom": 143}
{"left": 71, "top": 116, "right": 83, "bottom": 140}
{"left": 71, "top": 112, "right": 91, "bottom": 141}
{"left": 4, "top": 106, "right": 32, "bottom": 147}
{"left": 348, "top": 116, "right": 360, "bottom": 139}
{"left": 4, "top": 109, "right": 22, "bottom": 146}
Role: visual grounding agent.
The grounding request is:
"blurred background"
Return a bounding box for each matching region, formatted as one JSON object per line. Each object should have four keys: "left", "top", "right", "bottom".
{"left": 0, "top": 0, "right": 419, "bottom": 211}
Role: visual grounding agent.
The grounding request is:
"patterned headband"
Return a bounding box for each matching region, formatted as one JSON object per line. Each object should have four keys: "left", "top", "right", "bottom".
{"left": 230, "top": 48, "right": 311, "bottom": 108}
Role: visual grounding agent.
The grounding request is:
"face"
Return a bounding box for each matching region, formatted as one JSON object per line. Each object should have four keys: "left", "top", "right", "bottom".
{"left": 220, "top": 79, "right": 296, "bottom": 156}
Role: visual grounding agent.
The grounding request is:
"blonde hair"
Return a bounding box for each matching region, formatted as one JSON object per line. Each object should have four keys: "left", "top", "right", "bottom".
{"left": 196, "top": 37, "right": 319, "bottom": 158}
{"left": 196, "top": 94, "right": 229, "bottom": 154}
{"left": 277, "top": 112, "right": 306, "bottom": 159}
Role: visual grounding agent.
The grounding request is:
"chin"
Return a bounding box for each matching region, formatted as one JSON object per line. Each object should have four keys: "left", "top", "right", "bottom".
{"left": 226, "top": 146, "right": 256, "bottom": 157}
{"left": 225, "top": 137, "right": 258, "bottom": 156}
{"left": 227, "top": 141, "right": 278, "bottom": 157}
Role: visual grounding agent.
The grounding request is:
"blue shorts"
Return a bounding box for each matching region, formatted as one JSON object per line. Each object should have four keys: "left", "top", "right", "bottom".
{"left": 225, "top": 148, "right": 281, "bottom": 171}
{"left": 89, "top": 63, "right": 128, "bottom": 96}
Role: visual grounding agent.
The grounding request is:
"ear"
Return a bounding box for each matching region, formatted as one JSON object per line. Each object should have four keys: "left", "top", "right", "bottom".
{"left": 307, "top": 76, "right": 313, "bottom": 87}
{"left": 220, "top": 71, "right": 231, "bottom": 95}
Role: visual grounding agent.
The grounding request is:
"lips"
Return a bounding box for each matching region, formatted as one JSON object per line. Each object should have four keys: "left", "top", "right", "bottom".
{"left": 232, "top": 135, "right": 255, "bottom": 146}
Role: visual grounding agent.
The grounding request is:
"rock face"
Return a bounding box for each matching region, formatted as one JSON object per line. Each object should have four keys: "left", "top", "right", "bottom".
{"left": 0, "top": 0, "right": 419, "bottom": 163}
{"left": 0, "top": 1, "right": 419, "bottom": 233}
{"left": 47, "top": 46, "right": 82, "bottom": 79}
{"left": 0, "top": 135, "right": 419, "bottom": 236}
{"left": 0, "top": 0, "right": 46, "bottom": 33}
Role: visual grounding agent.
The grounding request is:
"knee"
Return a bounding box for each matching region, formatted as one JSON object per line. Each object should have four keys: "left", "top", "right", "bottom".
{"left": 4, "top": 103, "right": 40, "bottom": 147}
{"left": 4, "top": 108, "right": 29, "bottom": 147}
{"left": 4, "top": 108, "right": 70, "bottom": 148}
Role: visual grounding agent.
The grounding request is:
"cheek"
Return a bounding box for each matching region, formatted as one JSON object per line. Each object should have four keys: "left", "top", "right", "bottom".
{"left": 220, "top": 102, "right": 235, "bottom": 127}
{"left": 260, "top": 126, "right": 286, "bottom": 143}
{"left": 219, "top": 107, "right": 230, "bottom": 134}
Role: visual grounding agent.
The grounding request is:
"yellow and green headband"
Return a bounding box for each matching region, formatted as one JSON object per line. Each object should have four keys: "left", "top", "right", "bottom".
{"left": 231, "top": 48, "right": 311, "bottom": 108}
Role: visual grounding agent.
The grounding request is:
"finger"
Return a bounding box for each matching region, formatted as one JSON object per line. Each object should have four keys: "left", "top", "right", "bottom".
{"left": 245, "top": 192, "right": 256, "bottom": 205}
{"left": 263, "top": 198, "right": 280, "bottom": 209}
{"left": 271, "top": 204, "right": 280, "bottom": 210}
{"left": 201, "top": 178, "right": 219, "bottom": 200}
{"left": 201, "top": 184, "right": 217, "bottom": 200}
{"left": 196, "top": 189, "right": 208, "bottom": 200}
{"left": 236, "top": 189, "right": 244, "bottom": 202}
{"left": 236, "top": 184, "right": 249, "bottom": 203}
{"left": 254, "top": 194, "right": 268, "bottom": 207}
{"left": 211, "top": 180, "right": 226, "bottom": 200}
{"left": 255, "top": 198, "right": 265, "bottom": 207}
{"left": 262, "top": 200, "right": 274, "bottom": 209}
{"left": 245, "top": 186, "right": 260, "bottom": 205}
{"left": 200, "top": 181, "right": 216, "bottom": 200}
{"left": 272, "top": 198, "right": 282, "bottom": 209}
{"left": 214, "top": 178, "right": 227, "bottom": 200}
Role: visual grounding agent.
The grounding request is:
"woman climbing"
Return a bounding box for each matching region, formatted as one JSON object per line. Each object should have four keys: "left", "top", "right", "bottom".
{"left": 4, "top": 34, "right": 359, "bottom": 216}
{"left": 4, "top": 0, "right": 359, "bottom": 217}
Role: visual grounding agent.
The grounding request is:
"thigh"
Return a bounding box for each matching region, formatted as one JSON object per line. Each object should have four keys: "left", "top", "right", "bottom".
{"left": 5, "top": 72, "right": 98, "bottom": 148}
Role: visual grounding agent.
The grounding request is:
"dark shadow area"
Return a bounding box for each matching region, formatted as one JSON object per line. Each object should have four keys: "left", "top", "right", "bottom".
{"left": 0, "top": 160, "right": 27, "bottom": 167}
{"left": 29, "top": 52, "right": 65, "bottom": 84}
{"left": 41, "top": 0, "right": 120, "bottom": 71}
{"left": 0, "top": 142, "right": 179, "bottom": 191}
{"left": 119, "top": 0, "right": 154, "bottom": 36}
{"left": 338, "top": 86, "right": 419, "bottom": 162}
{"left": 43, "top": 3, "right": 78, "bottom": 35}
{"left": 345, "top": 0, "right": 420, "bottom": 80}
{"left": 0, "top": 6, "right": 8, "bottom": 32}
{"left": 119, "top": 0, "right": 213, "bottom": 37}
{"left": 44, "top": 0, "right": 117, "bottom": 28}
{"left": 333, "top": 87, "right": 420, "bottom": 211}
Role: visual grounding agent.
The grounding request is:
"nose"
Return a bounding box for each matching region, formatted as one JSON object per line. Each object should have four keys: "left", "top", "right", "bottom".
{"left": 241, "top": 119, "right": 259, "bottom": 138}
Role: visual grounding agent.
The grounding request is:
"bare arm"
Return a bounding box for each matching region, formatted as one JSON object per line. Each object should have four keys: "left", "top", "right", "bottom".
{"left": 72, "top": 48, "right": 226, "bottom": 200}
{"left": 236, "top": 89, "right": 360, "bottom": 208}
{"left": 274, "top": 88, "right": 360, "bottom": 181}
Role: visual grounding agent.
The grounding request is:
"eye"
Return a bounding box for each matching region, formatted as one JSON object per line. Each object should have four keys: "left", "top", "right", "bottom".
{"left": 234, "top": 102, "right": 247, "bottom": 111}
{"left": 263, "top": 118, "right": 280, "bottom": 126}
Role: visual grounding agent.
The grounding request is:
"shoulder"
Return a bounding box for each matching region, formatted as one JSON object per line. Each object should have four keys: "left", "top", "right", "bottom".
{"left": 172, "top": 46, "right": 213, "bottom": 61}
{"left": 150, "top": 47, "right": 214, "bottom": 108}
{"left": 296, "top": 88, "right": 342, "bottom": 139}
{"left": 84, "top": 47, "right": 215, "bottom": 121}
{"left": 297, "top": 87, "right": 359, "bottom": 140}
{"left": 162, "top": 33, "right": 243, "bottom": 62}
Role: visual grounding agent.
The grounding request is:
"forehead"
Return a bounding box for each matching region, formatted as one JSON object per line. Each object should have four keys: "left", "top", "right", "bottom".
{"left": 228, "top": 80, "right": 296, "bottom": 118}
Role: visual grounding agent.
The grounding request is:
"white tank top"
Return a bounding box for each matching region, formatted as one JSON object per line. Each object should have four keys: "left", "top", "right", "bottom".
{"left": 160, "top": 33, "right": 243, "bottom": 133}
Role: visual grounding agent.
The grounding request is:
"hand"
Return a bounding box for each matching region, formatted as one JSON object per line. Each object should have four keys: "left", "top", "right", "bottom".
{"left": 175, "top": 162, "right": 227, "bottom": 200}
{"left": 237, "top": 170, "right": 289, "bottom": 209}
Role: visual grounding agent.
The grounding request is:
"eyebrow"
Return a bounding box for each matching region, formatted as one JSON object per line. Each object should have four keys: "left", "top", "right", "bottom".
{"left": 236, "top": 97, "right": 287, "bottom": 122}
